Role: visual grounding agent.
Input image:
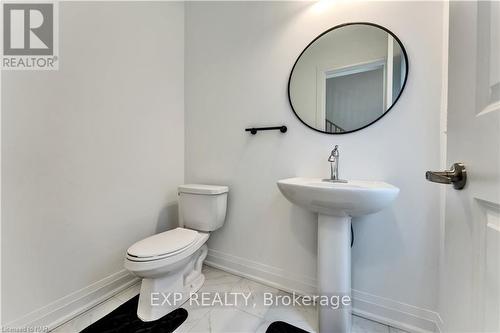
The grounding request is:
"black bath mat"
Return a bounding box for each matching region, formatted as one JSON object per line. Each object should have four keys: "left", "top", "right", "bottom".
{"left": 80, "top": 295, "right": 188, "bottom": 333}
{"left": 266, "top": 321, "right": 310, "bottom": 333}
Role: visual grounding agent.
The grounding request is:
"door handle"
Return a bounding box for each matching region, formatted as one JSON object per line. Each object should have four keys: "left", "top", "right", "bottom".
{"left": 426, "top": 163, "right": 467, "bottom": 190}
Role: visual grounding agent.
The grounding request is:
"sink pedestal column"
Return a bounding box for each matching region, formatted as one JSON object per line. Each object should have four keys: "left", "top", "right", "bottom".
{"left": 317, "top": 214, "right": 352, "bottom": 333}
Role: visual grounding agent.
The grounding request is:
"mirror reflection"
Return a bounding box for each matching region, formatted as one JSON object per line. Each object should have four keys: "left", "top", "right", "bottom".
{"left": 288, "top": 23, "right": 408, "bottom": 134}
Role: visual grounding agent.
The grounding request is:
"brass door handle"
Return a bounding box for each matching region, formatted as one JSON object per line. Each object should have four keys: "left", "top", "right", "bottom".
{"left": 426, "top": 163, "right": 467, "bottom": 190}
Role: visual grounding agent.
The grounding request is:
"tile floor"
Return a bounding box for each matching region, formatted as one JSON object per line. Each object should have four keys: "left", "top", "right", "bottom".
{"left": 51, "top": 266, "right": 408, "bottom": 333}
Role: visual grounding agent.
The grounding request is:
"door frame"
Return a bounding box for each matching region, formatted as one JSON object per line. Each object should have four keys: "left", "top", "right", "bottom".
{"left": 315, "top": 58, "right": 387, "bottom": 130}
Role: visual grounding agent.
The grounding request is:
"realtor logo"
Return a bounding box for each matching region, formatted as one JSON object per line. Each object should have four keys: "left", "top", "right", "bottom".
{"left": 2, "top": 2, "right": 58, "bottom": 70}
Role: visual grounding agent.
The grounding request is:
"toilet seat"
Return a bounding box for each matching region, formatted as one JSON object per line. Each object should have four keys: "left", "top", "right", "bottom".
{"left": 127, "top": 228, "right": 199, "bottom": 262}
{"left": 125, "top": 231, "right": 209, "bottom": 274}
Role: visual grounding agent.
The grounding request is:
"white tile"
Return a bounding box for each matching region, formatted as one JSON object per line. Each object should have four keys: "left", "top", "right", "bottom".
{"left": 173, "top": 297, "right": 213, "bottom": 333}
{"left": 352, "top": 315, "right": 390, "bottom": 333}
{"left": 175, "top": 267, "right": 242, "bottom": 333}
{"left": 188, "top": 308, "right": 262, "bottom": 333}
{"left": 199, "top": 266, "right": 242, "bottom": 293}
{"left": 389, "top": 327, "right": 409, "bottom": 333}
{"left": 230, "top": 277, "right": 280, "bottom": 318}
{"left": 182, "top": 297, "right": 212, "bottom": 322}
{"left": 255, "top": 320, "right": 273, "bottom": 333}
{"left": 173, "top": 315, "right": 202, "bottom": 333}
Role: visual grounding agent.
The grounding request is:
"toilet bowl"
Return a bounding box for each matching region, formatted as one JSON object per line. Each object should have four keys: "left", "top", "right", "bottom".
{"left": 124, "top": 184, "right": 228, "bottom": 322}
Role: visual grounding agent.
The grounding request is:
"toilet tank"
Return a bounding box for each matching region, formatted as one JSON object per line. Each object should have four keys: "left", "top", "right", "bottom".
{"left": 178, "top": 184, "right": 228, "bottom": 232}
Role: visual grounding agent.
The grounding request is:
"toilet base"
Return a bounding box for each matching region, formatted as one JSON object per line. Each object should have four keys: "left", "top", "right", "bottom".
{"left": 136, "top": 244, "right": 208, "bottom": 321}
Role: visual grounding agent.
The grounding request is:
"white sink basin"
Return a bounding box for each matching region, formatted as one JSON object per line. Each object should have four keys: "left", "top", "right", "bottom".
{"left": 277, "top": 177, "right": 399, "bottom": 333}
{"left": 277, "top": 177, "right": 400, "bottom": 217}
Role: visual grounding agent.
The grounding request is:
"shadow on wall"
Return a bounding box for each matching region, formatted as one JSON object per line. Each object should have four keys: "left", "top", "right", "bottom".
{"left": 289, "top": 204, "right": 318, "bottom": 255}
{"left": 156, "top": 201, "right": 179, "bottom": 233}
{"left": 351, "top": 210, "right": 403, "bottom": 266}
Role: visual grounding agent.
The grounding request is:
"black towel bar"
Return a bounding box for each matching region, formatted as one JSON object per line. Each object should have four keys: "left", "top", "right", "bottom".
{"left": 245, "top": 126, "right": 287, "bottom": 135}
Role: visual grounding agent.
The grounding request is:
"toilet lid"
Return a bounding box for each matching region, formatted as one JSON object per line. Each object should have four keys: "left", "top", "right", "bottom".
{"left": 127, "top": 227, "right": 199, "bottom": 258}
{"left": 178, "top": 184, "right": 228, "bottom": 195}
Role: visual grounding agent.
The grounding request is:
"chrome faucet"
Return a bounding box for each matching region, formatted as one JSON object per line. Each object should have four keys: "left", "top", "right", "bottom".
{"left": 324, "top": 145, "right": 347, "bottom": 183}
{"left": 328, "top": 145, "right": 340, "bottom": 180}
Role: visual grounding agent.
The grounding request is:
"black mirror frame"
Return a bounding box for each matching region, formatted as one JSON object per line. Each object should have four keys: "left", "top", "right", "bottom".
{"left": 287, "top": 22, "right": 409, "bottom": 135}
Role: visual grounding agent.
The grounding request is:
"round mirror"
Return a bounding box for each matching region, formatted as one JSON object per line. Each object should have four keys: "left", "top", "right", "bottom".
{"left": 288, "top": 23, "right": 408, "bottom": 134}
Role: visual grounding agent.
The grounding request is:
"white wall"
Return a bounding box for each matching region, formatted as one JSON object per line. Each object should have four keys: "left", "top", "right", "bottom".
{"left": 1, "top": 2, "right": 184, "bottom": 324}
{"left": 185, "top": 1, "right": 444, "bottom": 328}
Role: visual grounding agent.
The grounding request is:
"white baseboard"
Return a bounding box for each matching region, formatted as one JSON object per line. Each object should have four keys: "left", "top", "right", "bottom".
{"left": 352, "top": 290, "right": 440, "bottom": 333}
{"left": 6, "top": 269, "right": 140, "bottom": 331}
{"left": 205, "top": 248, "right": 317, "bottom": 295}
{"left": 205, "top": 248, "right": 441, "bottom": 333}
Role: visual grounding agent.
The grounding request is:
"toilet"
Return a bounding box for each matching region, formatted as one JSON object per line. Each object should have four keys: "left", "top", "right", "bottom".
{"left": 124, "top": 184, "right": 228, "bottom": 322}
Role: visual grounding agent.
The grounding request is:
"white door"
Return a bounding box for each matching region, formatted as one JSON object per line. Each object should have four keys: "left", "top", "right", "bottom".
{"left": 439, "top": 2, "right": 500, "bottom": 331}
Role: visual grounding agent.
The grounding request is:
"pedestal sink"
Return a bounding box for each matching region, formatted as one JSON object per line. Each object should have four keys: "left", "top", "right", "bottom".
{"left": 277, "top": 177, "right": 399, "bottom": 333}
